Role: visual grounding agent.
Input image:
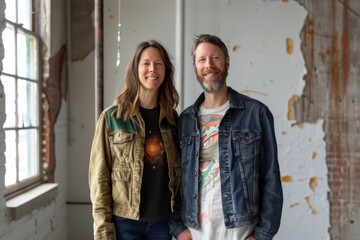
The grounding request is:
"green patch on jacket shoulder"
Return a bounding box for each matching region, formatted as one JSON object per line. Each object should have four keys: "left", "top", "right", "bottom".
{"left": 105, "top": 105, "right": 138, "bottom": 133}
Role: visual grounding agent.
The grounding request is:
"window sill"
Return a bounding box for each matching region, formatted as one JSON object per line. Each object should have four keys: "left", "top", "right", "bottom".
{"left": 6, "top": 183, "right": 58, "bottom": 221}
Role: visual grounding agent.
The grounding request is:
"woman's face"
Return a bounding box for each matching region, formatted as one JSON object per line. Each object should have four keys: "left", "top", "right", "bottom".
{"left": 138, "top": 47, "right": 165, "bottom": 94}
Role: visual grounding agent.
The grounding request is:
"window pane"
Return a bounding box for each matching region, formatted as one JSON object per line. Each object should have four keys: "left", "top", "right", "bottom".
{"left": 5, "top": 130, "right": 17, "bottom": 187}
{"left": 4, "top": 0, "right": 16, "bottom": 23}
{"left": 17, "top": 31, "right": 37, "bottom": 80}
{"left": 17, "top": 0, "right": 32, "bottom": 30}
{"left": 3, "top": 75, "right": 17, "bottom": 128}
{"left": 18, "top": 79, "right": 38, "bottom": 128}
{"left": 2, "top": 25, "right": 16, "bottom": 75}
{"left": 18, "top": 129, "right": 39, "bottom": 181}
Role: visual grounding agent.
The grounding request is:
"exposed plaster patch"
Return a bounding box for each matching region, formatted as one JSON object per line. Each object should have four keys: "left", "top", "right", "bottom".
{"left": 71, "top": 0, "right": 94, "bottom": 60}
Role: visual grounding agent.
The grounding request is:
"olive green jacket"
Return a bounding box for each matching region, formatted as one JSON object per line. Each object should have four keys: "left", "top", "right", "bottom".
{"left": 89, "top": 105, "right": 181, "bottom": 240}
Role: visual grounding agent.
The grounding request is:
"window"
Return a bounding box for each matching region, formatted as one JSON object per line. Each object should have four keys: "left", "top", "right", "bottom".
{"left": 2, "top": 0, "right": 41, "bottom": 197}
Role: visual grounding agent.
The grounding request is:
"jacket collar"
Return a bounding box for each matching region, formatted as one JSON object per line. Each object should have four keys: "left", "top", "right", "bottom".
{"left": 191, "top": 86, "right": 245, "bottom": 114}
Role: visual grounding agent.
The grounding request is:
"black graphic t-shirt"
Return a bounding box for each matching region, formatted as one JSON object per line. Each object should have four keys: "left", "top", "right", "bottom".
{"left": 139, "top": 106, "right": 171, "bottom": 220}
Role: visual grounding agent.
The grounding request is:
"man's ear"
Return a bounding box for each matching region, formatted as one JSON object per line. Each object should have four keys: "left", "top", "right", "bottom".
{"left": 226, "top": 57, "right": 230, "bottom": 70}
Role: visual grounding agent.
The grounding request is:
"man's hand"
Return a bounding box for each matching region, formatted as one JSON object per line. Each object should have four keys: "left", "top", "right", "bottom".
{"left": 245, "top": 235, "right": 255, "bottom": 240}
{"left": 177, "top": 228, "right": 192, "bottom": 240}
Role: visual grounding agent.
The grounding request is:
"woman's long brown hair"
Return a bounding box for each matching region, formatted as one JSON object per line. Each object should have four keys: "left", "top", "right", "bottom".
{"left": 113, "top": 40, "right": 179, "bottom": 129}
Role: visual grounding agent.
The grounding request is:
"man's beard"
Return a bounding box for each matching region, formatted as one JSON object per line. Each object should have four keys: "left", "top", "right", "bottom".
{"left": 196, "top": 69, "right": 227, "bottom": 93}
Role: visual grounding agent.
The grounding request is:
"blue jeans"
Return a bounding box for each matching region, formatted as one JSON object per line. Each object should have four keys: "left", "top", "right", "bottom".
{"left": 112, "top": 215, "right": 172, "bottom": 240}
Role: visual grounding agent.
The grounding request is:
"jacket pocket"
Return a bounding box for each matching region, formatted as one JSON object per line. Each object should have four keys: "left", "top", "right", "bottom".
{"left": 109, "top": 131, "right": 134, "bottom": 163}
{"left": 233, "top": 131, "right": 261, "bottom": 160}
{"left": 111, "top": 168, "right": 131, "bottom": 204}
{"left": 179, "top": 136, "right": 192, "bottom": 162}
{"left": 111, "top": 168, "right": 131, "bottom": 182}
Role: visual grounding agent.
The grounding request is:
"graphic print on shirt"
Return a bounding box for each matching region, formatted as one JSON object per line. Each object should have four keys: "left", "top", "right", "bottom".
{"left": 144, "top": 130, "right": 165, "bottom": 167}
{"left": 199, "top": 114, "right": 221, "bottom": 191}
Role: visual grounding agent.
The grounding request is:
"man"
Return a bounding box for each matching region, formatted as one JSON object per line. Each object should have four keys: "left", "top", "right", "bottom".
{"left": 169, "top": 34, "right": 283, "bottom": 240}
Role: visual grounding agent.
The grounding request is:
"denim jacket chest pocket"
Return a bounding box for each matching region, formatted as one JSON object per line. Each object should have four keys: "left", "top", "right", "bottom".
{"left": 233, "top": 130, "right": 261, "bottom": 160}
{"left": 179, "top": 136, "right": 192, "bottom": 162}
{"left": 109, "top": 131, "right": 134, "bottom": 165}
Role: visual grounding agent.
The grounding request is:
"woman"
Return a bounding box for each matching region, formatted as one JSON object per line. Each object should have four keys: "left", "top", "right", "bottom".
{"left": 89, "top": 40, "right": 181, "bottom": 240}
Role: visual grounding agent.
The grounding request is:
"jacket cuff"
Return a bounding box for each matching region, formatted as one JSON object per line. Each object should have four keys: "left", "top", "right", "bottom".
{"left": 252, "top": 227, "right": 273, "bottom": 240}
{"left": 170, "top": 223, "right": 188, "bottom": 239}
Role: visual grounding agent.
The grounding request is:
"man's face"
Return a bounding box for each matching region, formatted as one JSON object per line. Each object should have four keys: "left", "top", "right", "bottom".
{"left": 193, "top": 42, "right": 229, "bottom": 93}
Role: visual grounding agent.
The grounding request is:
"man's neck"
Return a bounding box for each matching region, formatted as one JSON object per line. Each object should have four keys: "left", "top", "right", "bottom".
{"left": 202, "top": 85, "right": 229, "bottom": 109}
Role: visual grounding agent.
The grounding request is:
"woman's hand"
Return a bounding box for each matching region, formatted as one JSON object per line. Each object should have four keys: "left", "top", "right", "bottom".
{"left": 177, "top": 229, "right": 192, "bottom": 240}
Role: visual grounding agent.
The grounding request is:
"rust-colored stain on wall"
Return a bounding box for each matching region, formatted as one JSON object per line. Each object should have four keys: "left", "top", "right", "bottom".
{"left": 286, "top": 37, "right": 294, "bottom": 54}
{"left": 309, "top": 177, "right": 319, "bottom": 191}
{"left": 290, "top": 202, "right": 300, "bottom": 208}
{"left": 240, "top": 89, "right": 268, "bottom": 96}
{"left": 305, "top": 196, "right": 318, "bottom": 215}
{"left": 311, "top": 151, "right": 317, "bottom": 160}
{"left": 287, "top": 95, "right": 299, "bottom": 120}
{"left": 281, "top": 175, "right": 294, "bottom": 182}
{"left": 232, "top": 45, "right": 241, "bottom": 52}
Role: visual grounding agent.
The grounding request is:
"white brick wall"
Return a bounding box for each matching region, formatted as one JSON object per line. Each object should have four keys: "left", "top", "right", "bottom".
{"left": 0, "top": 0, "right": 68, "bottom": 239}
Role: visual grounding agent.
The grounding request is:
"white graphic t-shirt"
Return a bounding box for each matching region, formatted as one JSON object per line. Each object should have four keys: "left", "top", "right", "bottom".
{"left": 189, "top": 100, "right": 256, "bottom": 240}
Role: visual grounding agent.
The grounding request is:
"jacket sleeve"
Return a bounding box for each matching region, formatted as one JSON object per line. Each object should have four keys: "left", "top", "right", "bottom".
{"left": 252, "top": 106, "right": 283, "bottom": 240}
{"left": 169, "top": 115, "right": 188, "bottom": 238}
{"left": 169, "top": 181, "right": 188, "bottom": 238}
{"left": 89, "top": 112, "right": 116, "bottom": 240}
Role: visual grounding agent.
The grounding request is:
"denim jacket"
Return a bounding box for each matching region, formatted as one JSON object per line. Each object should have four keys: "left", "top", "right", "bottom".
{"left": 169, "top": 87, "right": 283, "bottom": 240}
{"left": 89, "top": 105, "right": 181, "bottom": 240}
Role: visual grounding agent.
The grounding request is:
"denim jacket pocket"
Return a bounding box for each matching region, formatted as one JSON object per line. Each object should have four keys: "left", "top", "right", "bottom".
{"left": 233, "top": 131, "right": 261, "bottom": 160}
{"left": 179, "top": 136, "right": 192, "bottom": 161}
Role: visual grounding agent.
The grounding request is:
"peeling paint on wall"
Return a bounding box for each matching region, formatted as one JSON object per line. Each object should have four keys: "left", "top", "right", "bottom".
{"left": 294, "top": 0, "right": 360, "bottom": 239}
{"left": 70, "top": 0, "right": 94, "bottom": 60}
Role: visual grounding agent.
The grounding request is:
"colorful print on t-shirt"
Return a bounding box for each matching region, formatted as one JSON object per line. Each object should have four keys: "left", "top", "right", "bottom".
{"left": 144, "top": 130, "right": 165, "bottom": 166}
{"left": 198, "top": 114, "right": 222, "bottom": 191}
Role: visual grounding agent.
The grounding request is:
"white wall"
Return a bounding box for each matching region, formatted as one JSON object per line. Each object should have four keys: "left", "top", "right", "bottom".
{"left": 102, "top": 0, "right": 329, "bottom": 239}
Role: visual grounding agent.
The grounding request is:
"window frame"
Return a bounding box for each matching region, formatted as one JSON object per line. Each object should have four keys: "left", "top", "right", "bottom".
{"left": 2, "top": 0, "right": 43, "bottom": 199}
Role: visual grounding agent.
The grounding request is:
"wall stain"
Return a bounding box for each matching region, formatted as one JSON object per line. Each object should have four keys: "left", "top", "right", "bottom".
{"left": 305, "top": 196, "right": 318, "bottom": 215}
{"left": 287, "top": 95, "right": 299, "bottom": 120}
{"left": 290, "top": 202, "right": 300, "bottom": 208}
{"left": 286, "top": 37, "right": 294, "bottom": 54}
{"left": 309, "top": 177, "right": 319, "bottom": 191}
{"left": 281, "top": 175, "right": 294, "bottom": 182}
{"left": 232, "top": 45, "right": 241, "bottom": 52}
{"left": 240, "top": 89, "right": 268, "bottom": 96}
{"left": 311, "top": 151, "right": 317, "bottom": 160}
